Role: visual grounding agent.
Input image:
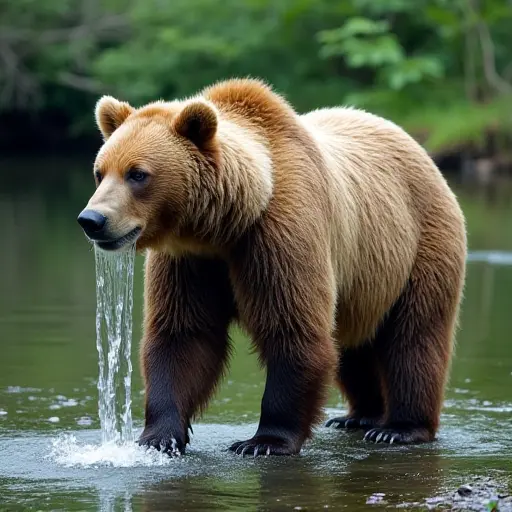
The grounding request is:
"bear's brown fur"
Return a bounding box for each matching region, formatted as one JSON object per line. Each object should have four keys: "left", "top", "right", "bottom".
{"left": 81, "top": 78, "right": 467, "bottom": 456}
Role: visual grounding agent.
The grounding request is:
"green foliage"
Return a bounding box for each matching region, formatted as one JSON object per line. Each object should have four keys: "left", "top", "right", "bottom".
{"left": 487, "top": 498, "right": 499, "bottom": 512}
{"left": 408, "top": 95, "right": 512, "bottom": 152}
{"left": 383, "top": 56, "right": 444, "bottom": 90}
{"left": 319, "top": 19, "right": 404, "bottom": 68}
{"left": 1, "top": 0, "right": 511, "bottom": 155}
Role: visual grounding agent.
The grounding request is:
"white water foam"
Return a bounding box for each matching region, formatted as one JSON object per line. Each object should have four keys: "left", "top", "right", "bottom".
{"left": 50, "top": 433, "right": 175, "bottom": 468}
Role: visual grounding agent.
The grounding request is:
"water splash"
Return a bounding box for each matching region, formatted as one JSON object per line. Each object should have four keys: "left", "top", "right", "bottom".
{"left": 51, "top": 245, "right": 178, "bottom": 466}
{"left": 50, "top": 434, "right": 175, "bottom": 468}
{"left": 94, "top": 246, "right": 136, "bottom": 444}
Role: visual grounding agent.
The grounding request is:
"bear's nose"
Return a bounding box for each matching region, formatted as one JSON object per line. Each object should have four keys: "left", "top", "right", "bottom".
{"left": 77, "top": 209, "right": 107, "bottom": 237}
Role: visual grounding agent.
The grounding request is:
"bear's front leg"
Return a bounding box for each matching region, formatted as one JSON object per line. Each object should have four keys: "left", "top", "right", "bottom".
{"left": 228, "top": 225, "right": 336, "bottom": 457}
{"left": 138, "top": 252, "right": 235, "bottom": 455}
{"left": 229, "top": 352, "right": 334, "bottom": 456}
{"left": 138, "top": 335, "right": 192, "bottom": 456}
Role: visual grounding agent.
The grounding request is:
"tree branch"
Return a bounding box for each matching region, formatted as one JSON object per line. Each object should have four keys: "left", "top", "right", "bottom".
{"left": 476, "top": 18, "right": 512, "bottom": 95}
{"left": 0, "top": 14, "right": 128, "bottom": 45}
{"left": 56, "top": 72, "right": 103, "bottom": 93}
{"left": 0, "top": 41, "right": 38, "bottom": 107}
{"left": 466, "top": 0, "right": 512, "bottom": 96}
{"left": 0, "top": 11, "right": 128, "bottom": 108}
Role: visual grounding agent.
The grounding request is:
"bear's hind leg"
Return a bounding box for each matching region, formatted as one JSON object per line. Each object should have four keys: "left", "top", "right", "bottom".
{"left": 364, "top": 267, "right": 461, "bottom": 445}
{"left": 326, "top": 343, "right": 384, "bottom": 430}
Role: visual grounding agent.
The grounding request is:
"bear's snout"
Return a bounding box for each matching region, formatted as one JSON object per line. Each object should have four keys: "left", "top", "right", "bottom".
{"left": 77, "top": 209, "right": 107, "bottom": 238}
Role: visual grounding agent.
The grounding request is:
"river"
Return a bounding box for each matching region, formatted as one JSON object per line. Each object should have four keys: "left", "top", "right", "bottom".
{"left": 0, "top": 156, "right": 511, "bottom": 511}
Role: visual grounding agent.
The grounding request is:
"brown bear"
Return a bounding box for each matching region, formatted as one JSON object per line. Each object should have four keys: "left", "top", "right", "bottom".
{"left": 77, "top": 78, "right": 467, "bottom": 457}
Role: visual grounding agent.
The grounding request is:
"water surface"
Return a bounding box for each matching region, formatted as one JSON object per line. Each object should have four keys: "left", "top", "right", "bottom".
{"left": 1, "top": 157, "right": 511, "bottom": 510}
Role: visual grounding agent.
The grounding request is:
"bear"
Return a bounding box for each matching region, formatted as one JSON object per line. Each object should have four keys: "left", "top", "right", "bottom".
{"left": 77, "top": 78, "right": 467, "bottom": 457}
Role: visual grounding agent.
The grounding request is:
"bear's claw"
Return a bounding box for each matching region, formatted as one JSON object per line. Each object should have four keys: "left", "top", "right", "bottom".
{"left": 138, "top": 425, "right": 188, "bottom": 456}
{"left": 229, "top": 436, "right": 297, "bottom": 457}
{"left": 326, "top": 415, "right": 378, "bottom": 430}
{"left": 363, "top": 426, "right": 431, "bottom": 444}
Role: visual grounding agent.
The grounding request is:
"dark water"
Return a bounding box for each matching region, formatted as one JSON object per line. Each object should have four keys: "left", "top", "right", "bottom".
{"left": 1, "top": 156, "right": 512, "bottom": 511}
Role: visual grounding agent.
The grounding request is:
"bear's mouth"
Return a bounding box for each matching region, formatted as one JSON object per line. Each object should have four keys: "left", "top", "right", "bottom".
{"left": 95, "top": 227, "right": 142, "bottom": 251}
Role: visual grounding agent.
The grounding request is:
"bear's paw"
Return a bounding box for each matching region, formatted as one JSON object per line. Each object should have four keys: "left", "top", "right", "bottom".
{"left": 229, "top": 435, "right": 300, "bottom": 457}
{"left": 325, "top": 415, "right": 379, "bottom": 430}
{"left": 138, "top": 423, "right": 190, "bottom": 456}
{"left": 363, "top": 426, "right": 432, "bottom": 444}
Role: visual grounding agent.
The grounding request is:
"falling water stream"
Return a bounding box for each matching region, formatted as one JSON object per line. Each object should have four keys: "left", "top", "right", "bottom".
{"left": 94, "top": 245, "right": 136, "bottom": 444}
{"left": 47, "top": 244, "right": 174, "bottom": 466}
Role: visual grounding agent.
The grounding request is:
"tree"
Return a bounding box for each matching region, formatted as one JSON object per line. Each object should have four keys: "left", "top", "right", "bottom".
{"left": 1, "top": 0, "right": 511, "bottom": 161}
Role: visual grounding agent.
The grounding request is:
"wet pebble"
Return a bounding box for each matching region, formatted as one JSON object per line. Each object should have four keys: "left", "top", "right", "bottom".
{"left": 392, "top": 479, "right": 512, "bottom": 511}
{"left": 446, "top": 480, "right": 510, "bottom": 512}
{"left": 48, "top": 417, "right": 60, "bottom": 423}
{"left": 457, "top": 484, "right": 473, "bottom": 496}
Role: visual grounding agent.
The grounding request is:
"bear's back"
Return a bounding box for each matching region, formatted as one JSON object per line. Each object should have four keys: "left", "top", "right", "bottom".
{"left": 202, "top": 81, "right": 464, "bottom": 344}
{"left": 300, "top": 107, "right": 465, "bottom": 344}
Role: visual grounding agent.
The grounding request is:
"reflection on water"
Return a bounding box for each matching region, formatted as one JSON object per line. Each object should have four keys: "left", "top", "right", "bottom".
{"left": 468, "top": 251, "right": 512, "bottom": 265}
{"left": 0, "top": 157, "right": 511, "bottom": 510}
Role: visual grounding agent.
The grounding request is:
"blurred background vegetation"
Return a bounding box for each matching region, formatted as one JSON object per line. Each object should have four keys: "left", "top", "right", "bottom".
{"left": 1, "top": 0, "right": 512, "bottom": 177}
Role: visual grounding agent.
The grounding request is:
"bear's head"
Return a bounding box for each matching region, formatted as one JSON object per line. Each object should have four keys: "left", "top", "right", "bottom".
{"left": 77, "top": 93, "right": 273, "bottom": 253}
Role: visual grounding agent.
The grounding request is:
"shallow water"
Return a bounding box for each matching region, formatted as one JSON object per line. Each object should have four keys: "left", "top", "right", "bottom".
{"left": 1, "top": 158, "right": 512, "bottom": 510}
{"left": 1, "top": 414, "right": 511, "bottom": 511}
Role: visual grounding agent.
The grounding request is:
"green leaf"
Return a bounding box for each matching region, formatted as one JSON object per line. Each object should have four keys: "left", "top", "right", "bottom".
{"left": 341, "top": 35, "right": 404, "bottom": 68}
{"left": 351, "top": 0, "right": 413, "bottom": 15}
{"left": 318, "top": 17, "right": 389, "bottom": 43}
{"left": 382, "top": 56, "right": 444, "bottom": 90}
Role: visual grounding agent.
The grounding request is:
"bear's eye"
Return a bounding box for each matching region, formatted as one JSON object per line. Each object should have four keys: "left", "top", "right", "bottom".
{"left": 94, "top": 171, "right": 102, "bottom": 184}
{"left": 127, "top": 169, "right": 148, "bottom": 183}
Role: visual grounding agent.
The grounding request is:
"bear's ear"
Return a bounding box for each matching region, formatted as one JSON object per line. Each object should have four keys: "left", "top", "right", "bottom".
{"left": 95, "top": 96, "right": 134, "bottom": 139}
{"left": 173, "top": 101, "right": 218, "bottom": 148}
